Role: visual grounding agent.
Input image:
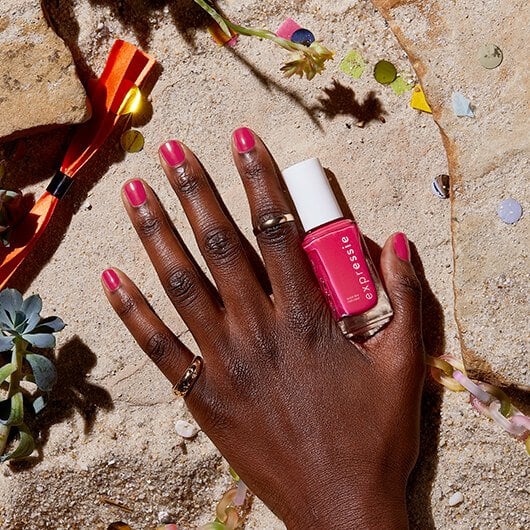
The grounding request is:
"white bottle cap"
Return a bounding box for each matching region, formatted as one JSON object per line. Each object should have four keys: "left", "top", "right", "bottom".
{"left": 281, "top": 158, "right": 343, "bottom": 232}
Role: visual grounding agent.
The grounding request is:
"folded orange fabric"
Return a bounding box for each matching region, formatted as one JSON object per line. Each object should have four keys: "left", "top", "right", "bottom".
{"left": 0, "top": 40, "right": 156, "bottom": 289}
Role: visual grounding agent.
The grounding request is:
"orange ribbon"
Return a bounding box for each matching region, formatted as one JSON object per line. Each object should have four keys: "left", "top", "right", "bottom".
{"left": 0, "top": 40, "right": 156, "bottom": 289}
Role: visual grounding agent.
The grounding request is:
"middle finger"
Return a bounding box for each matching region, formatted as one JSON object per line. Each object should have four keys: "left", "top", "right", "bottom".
{"left": 158, "top": 139, "right": 270, "bottom": 316}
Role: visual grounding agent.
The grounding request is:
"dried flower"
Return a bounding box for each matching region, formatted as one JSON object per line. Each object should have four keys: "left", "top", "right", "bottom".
{"left": 194, "top": 1, "right": 334, "bottom": 80}
{"left": 281, "top": 42, "right": 335, "bottom": 80}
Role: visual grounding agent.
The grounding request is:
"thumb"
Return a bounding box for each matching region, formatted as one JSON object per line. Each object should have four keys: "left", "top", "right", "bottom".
{"left": 378, "top": 232, "right": 423, "bottom": 354}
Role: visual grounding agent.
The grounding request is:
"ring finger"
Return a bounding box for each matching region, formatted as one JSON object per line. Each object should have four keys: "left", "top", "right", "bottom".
{"left": 158, "top": 139, "right": 270, "bottom": 317}
{"left": 121, "top": 179, "right": 223, "bottom": 349}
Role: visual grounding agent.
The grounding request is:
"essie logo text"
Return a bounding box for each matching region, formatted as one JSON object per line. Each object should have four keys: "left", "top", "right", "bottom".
{"left": 341, "top": 236, "right": 374, "bottom": 300}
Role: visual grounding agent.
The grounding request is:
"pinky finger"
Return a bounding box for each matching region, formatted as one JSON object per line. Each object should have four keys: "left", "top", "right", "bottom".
{"left": 101, "top": 268, "right": 197, "bottom": 389}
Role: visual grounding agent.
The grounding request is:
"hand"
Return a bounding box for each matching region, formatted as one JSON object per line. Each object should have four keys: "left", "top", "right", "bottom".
{"left": 101, "top": 128, "right": 425, "bottom": 529}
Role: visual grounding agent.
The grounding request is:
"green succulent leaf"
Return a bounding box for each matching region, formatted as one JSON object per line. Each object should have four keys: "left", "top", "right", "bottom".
{"left": 0, "top": 391, "right": 24, "bottom": 426}
{"left": 25, "top": 353, "right": 57, "bottom": 392}
{"left": 0, "top": 423, "right": 35, "bottom": 462}
{"left": 21, "top": 295, "right": 42, "bottom": 319}
{"left": 0, "top": 362, "right": 15, "bottom": 384}
{"left": 23, "top": 332, "right": 56, "bottom": 349}
{"left": 0, "top": 334, "right": 13, "bottom": 352}
{"left": 0, "top": 288, "right": 23, "bottom": 316}
{"left": 33, "top": 316, "right": 65, "bottom": 333}
{"left": 32, "top": 395, "right": 47, "bottom": 415}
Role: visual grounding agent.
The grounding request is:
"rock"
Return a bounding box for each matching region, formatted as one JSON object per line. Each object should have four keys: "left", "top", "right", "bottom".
{"left": 174, "top": 419, "right": 199, "bottom": 439}
{"left": 448, "top": 491, "right": 464, "bottom": 507}
{"left": 372, "top": 0, "right": 530, "bottom": 390}
{"left": 0, "top": 1, "right": 88, "bottom": 142}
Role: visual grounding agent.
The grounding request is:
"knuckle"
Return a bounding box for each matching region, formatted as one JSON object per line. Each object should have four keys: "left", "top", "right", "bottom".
{"left": 116, "top": 292, "right": 137, "bottom": 320}
{"left": 173, "top": 166, "right": 201, "bottom": 196}
{"left": 243, "top": 158, "right": 266, "bottom": 182}
{"left": 394, "top": 273, "right": 422, "bottom": 306}
{"left": 202, "top": 226, "right": 241, "bottom": 265}
{"left": 136, "top": 210, "right": 163, "bottom": 239}
{"left": 165, "top": 266, "right": 198, "bottom": 307}
{"left": 144, "top": 332, "right": 174, "bottom": 366}
{"left": 258, "top": 221, "right": 298, "bottom": 248}
{"left": 287, "top": 296, "right": 330, "bottom": 342}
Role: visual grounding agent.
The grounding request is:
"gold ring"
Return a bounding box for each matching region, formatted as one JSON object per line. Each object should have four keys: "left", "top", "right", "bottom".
{"left": 173, "top": 356, "right": 203, "bottom": 398}
{"left": 254, "top": 213, "right": 295, "bottom": 235}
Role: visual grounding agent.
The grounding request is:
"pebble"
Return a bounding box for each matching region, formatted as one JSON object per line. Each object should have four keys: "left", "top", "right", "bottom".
{"left": 432, "top": 174, "right": 450, "bottom": 199}
{"left": 497, "top": 198, "right": 522, "bottom": 224}
{"left": 174, "top": 419, "right": 199, "bottom": 439}
{"left": 157, "top": 510, "right": 172, "bottom": 524}
{"left": 448, "top": 491, "right": 464, "bottom": 506}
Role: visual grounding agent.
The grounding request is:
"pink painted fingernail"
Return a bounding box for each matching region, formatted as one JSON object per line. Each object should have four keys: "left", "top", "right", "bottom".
{"left": 393, "top": 232, "right": 411, "bottom": 262}
{"left": 124, "top": 179, "right": 147, "bottom": 207}
{"left": 233, "top": 127, "right": 255, "bottom": 154}
{"left": 159, "top": 140, "right": 186, "bottom": 167}
{"left": 102, "top": 269, "right": 120, "bottom": 292}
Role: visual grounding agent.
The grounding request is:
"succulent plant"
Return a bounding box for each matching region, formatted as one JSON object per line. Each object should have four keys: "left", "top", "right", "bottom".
{"left": 194, "top": 0, "right": 334, "bottom": 80}
{"left": 0, "top": 189, "right": 22, "bottom": 247}
{"left": 0, "top": 288, "right": 64, "bottom": 462}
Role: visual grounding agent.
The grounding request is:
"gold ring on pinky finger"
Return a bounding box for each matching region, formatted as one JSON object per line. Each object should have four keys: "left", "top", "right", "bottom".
{"left": 254, "top": 213, "right": 296, "bottom": 236}
{"left": 173, "top": 356, "right": 204, "bottom": 398}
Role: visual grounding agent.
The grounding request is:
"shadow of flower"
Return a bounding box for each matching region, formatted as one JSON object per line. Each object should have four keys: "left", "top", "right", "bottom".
{"left": 313, "top": 79, "right": 386, "bottom": 128}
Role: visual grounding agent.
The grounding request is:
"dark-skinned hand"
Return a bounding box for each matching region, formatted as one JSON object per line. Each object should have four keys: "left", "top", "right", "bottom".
{"left": 102, "top": 128, "right": 425, "bottom": 530}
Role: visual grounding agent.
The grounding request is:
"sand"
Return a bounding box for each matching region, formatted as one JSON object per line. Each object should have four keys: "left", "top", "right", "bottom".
{"left": 0, "top": 1, "right": 528, "bottom": 529}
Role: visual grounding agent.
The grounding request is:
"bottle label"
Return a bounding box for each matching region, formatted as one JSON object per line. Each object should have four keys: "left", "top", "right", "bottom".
{"left": 303, "top": 221, "right": 378, "bottom": 318}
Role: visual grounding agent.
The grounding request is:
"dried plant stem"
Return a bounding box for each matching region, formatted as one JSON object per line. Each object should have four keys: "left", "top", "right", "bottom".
{"left": 0, "top": 424, "right": 9, "bottom": 456}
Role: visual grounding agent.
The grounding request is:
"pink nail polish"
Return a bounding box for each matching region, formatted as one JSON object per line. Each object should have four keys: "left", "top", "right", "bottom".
{"left": 233, "top": 127, "right": 255, "bottom": 154}
{"left": 102, "top": 269, "right": 120, "bottom": 292}
{"left": 393, "top": 232, "right": 411, "bottom": 262}
{"left": 124, "top": 179, "right": 147, "bottom": 207}
{"left": 159, "top": 140, "right": 186, "bottom": 167}
{"left": 282, "top": 158, "right": 393, "bottom": 339}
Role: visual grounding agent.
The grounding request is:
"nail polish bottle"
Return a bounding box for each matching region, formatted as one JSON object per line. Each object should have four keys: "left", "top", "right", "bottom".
{"left": 282, "top": 158, "right": 393, "bottom": 339}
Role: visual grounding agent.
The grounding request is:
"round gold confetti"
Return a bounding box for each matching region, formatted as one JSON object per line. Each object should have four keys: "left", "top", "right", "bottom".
{"left": 120, "top": 129, "right": 144, "bottom": 153}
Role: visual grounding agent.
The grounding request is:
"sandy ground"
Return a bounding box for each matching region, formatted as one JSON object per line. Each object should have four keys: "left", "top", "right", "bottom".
{"left": 0, "top": 1, "right": 528, "bottom": 529}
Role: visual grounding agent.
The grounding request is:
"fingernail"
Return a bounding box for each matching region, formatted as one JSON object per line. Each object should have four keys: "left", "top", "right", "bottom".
{"left": 159, "top": 140, "right": 186, "bottom": 167}
{"left": 233, "top": 127, "right": 255, "bottom": 154}
{"left": 393, "top": 232, "right": 411, "bottom": 262}
{"left": 124, "top": 179, "right": 147, "bottom": 207}
{"left": 102, "top": 269, "right": 120, "bottom": 292}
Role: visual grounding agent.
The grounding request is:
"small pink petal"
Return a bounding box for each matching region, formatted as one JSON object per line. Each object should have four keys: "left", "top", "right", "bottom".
{"left": 234, "top": 480, "right": 247, "bottom": 506}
